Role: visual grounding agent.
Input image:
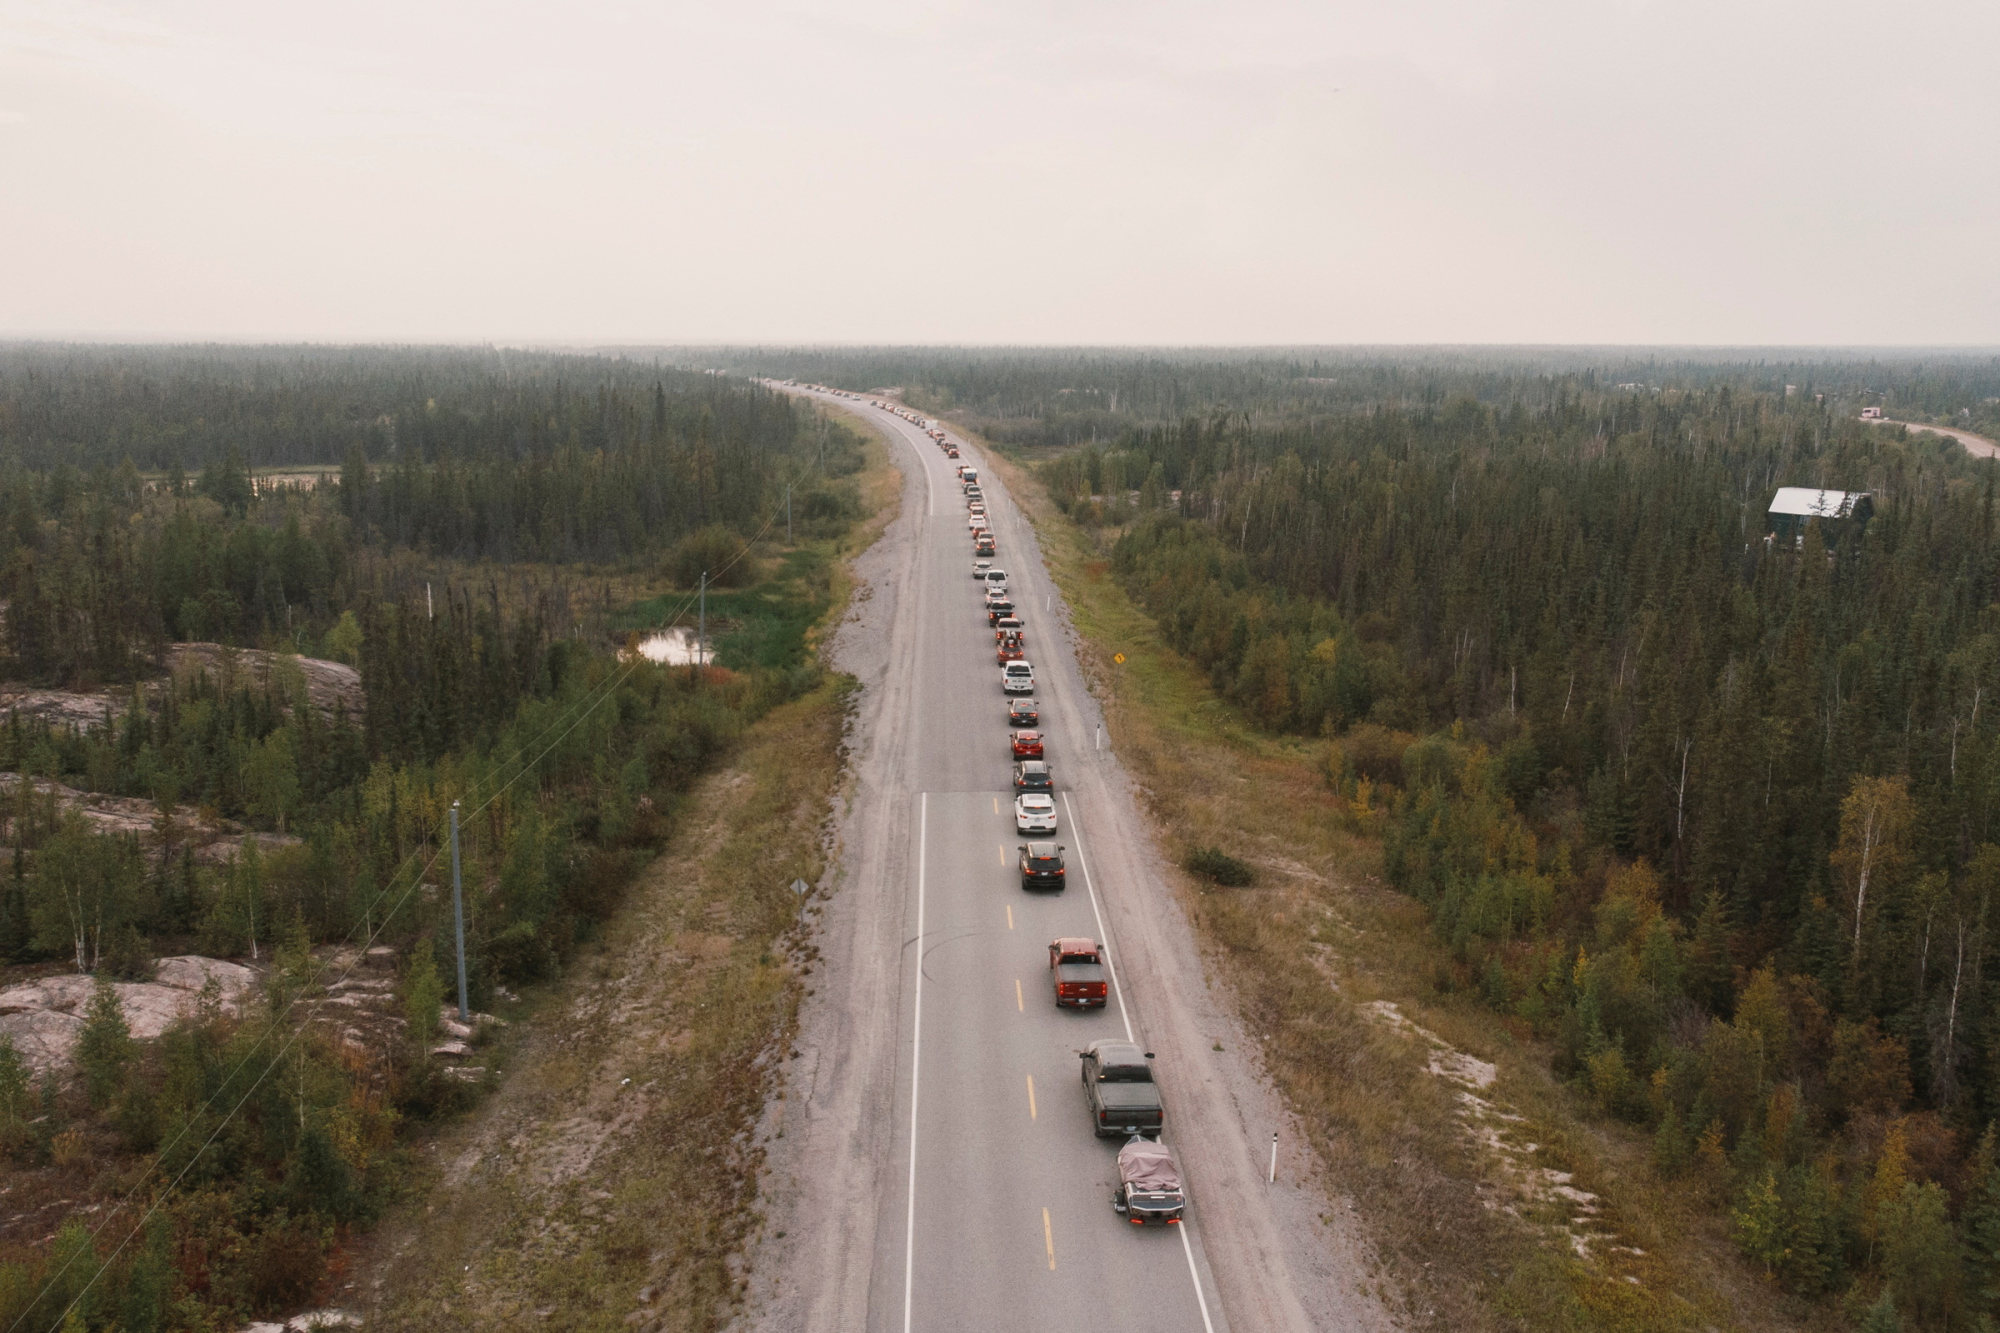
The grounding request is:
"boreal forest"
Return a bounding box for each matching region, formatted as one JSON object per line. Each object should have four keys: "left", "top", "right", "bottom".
{"left": 729, "top": 345, "right": 2000, "bottom": 1328}
{"left": 0, "top": 346, "right": 864, "bottom": 1330}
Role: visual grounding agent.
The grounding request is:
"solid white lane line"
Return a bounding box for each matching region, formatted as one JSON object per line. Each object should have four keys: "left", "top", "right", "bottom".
{"left": 902, "top": 792, "right": 927, "bottom": 1333}
{"left": 1063, "top": 789, "right": 1218, "bottom": 1333}
{"left": 1179, "top": 1223, "right": 1218, "bottom": 1333}
{"left": 1061, "top": 791, "right": 1133, "bottom": 1044}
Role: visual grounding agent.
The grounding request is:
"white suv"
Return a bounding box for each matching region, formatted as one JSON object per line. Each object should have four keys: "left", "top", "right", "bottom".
{"left": 1002, "top": 661, "right": 1035, "bottom": 694}
{"left": 1014, "top": 793, "right": 1058, "bottom": 833}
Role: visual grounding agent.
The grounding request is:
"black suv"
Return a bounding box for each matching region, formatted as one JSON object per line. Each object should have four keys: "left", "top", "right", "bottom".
{"left": 1008, "top": 699, "right": 1039, "bottom": 726}
{"left": 1019, "top": 841, "right": 1066, "bottom": 890}
{"left": 1013, "top": 760, "right": 1053, "bottom": 794}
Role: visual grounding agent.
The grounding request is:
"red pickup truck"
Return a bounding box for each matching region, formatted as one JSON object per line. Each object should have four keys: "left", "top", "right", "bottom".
{"left": 1049, "top": 936, "right": 1108, "bottom": 1007}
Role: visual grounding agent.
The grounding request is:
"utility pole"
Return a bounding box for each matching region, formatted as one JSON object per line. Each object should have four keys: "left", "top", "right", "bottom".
{"left": 449, "top": 801, "right": 469, "bottom": 1022}
{"left": 698, "top": 571, "right": 707, "bottom": 673}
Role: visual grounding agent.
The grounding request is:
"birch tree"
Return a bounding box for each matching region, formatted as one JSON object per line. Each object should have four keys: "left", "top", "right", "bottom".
{"left": 1831, "top": 775, "right": 1915, "bottom": 969}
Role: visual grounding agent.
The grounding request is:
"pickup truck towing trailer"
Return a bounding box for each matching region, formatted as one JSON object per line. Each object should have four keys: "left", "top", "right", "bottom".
{"left": 1081, "top": 1040, "right": 1164, "bottom": 1138}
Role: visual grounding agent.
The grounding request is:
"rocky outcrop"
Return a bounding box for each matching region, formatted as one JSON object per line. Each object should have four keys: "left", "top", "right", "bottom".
{"left": 0, "top": 956, "right": 256, "bottom": 1075}
{"left": 0, "top": 644, "right": 363, "bottom": 738}
{"left": 166, "top": 644, "right": 362, "bottom": 717}
{"left": 0, "top": 773, "right": 300, "bottom": 864}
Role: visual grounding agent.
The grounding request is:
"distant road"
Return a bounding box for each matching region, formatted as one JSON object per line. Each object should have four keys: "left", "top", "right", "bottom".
{"left": 1869, "top": 418, "right": 2000, "bottom": 459}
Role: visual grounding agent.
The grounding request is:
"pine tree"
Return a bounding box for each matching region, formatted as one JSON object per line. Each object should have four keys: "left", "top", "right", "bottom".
{"left": 75, "top": 976, "right": 133, "bottom": 1109}
{"left": 1881, "top": 1181, "right": 1961, "bottom": 1326}
{"left": 1961, "top": 1126, "right": 2000, "bottom": 1315}
{"left": 1859, "top": 1289, "right": 1902, "bottom": 1333}
{"left": 1733, "top": 1169, "right": 1787, "bottom": 1274}
{"left": 403, "top": 943, "right": 444, "bottom": 1063}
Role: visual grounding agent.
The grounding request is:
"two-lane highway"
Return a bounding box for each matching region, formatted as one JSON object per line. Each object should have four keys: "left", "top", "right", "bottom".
{"left": 850, "top": 398, "right": 1220, "bottom": 1331}
{"left": 752, "top": 383, "right": 1358, "bottom": 1333}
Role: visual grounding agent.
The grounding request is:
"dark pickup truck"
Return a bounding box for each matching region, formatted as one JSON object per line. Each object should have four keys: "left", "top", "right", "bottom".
{"left": 1048, "top": 936, "right": 1107, "bottom": 1006}
{"left": 1080, "top": 1040, "right": 1163, "bottom": 1138}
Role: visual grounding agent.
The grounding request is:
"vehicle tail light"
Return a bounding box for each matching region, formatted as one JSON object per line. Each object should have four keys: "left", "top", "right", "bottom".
{"left": 1055, "top": 868, "right": 1065, "bottom": 875}
{"left": 1130, "top": 1217, "right": 1144, "bottom": 1226}
{"left": 1166, "top": 1217, "right": 1180, "bottom": 1225}
{"left": 1098, "top": 1110, "right": 1108, "bottom": 1124}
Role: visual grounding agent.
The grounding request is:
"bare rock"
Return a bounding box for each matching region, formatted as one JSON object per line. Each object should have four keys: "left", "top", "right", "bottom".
{"left": 168, "top": 644, "right": 362, "bottom": 717}
{"left": 0, "top": 956, "right": 255, "bottom": 1075}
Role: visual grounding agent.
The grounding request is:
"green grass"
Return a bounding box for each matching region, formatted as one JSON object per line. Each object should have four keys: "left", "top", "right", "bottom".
{"left": 614, "top": 543, "right": 834, "bottom": 673}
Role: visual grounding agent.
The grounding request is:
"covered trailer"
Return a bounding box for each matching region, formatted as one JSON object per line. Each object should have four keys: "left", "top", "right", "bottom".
{"left": 1112, "top": 1137, "right": 1185, "bottom": 1224}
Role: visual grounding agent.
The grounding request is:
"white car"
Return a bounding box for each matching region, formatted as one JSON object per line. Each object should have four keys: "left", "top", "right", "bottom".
{"left": 1002, "top": 661, "right": 1035, "bottom": 693}
{"left": 1015, "top": 793, "right": 1058, "bottom": 834}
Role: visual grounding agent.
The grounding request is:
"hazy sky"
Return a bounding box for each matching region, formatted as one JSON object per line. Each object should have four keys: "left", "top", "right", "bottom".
{"left": 1, "top": 0, "right": 1995, "bottom": 345}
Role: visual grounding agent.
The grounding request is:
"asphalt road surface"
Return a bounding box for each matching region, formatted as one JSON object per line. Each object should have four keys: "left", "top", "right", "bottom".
{"left": 745, "top": 387, "right": 1386, "bottom": 1333}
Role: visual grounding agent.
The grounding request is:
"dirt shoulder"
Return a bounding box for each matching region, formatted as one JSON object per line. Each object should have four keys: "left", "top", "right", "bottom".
{"left": 355, "top": 676, "right": 849, "bottom": 1332}
{"left": 732, "top": 396, "right": 923, "bottom": 1331}
{"left": 978, "top": 442, "right": 1821, "bottom": 1333}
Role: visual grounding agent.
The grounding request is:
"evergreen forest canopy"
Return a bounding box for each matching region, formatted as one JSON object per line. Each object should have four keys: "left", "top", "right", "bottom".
{"left": 0, "top": 345, "right": 862, "bottom": 1331}
{"left": 727, "top": 344, "right": 2000, "bottom": 1325}
{"left": 0, "top": 346, "right": 851, "bottom": 686}
{"left": 696, "top": 343, "right": 2000, "bottom": 445}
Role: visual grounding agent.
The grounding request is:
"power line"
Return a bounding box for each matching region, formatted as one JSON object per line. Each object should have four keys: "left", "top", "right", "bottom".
{"left": 14, "top": 405, "right": 842, "bottom": 1333}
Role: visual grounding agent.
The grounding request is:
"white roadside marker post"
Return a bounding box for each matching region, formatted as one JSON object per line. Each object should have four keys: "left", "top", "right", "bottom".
{"left": 1269, "top": 1132, "right": 1278, "bottom": 1185}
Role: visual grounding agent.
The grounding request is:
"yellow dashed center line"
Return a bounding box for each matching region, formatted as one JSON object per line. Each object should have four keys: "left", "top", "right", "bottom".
{"left": 1016, "top": 978, "right": 1025, "bottom": 1011}
{"left": 992, "top": 796, "right": 999, "bottom": 815}
{"left": 1006, "top": 904, "right": 1014, "bottom": 930}
{"left": 1026, "top": 1073, "right": 1037, "bottom": 1119}
{"left": 998, "top": 843, "right": 1006, "bottom": 866}
{"left": 1043, "top": 1207, "right": 1055, "bottom": 1269}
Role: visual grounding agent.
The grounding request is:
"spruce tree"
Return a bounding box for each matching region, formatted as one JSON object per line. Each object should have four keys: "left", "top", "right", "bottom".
{"left": 75, "top": 976, "right": 133, "bottom": 1110}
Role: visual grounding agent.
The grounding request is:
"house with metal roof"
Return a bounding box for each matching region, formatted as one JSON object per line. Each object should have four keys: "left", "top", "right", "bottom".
{"left": 1767, "top": 487, "right": 1874, "bottom": 546}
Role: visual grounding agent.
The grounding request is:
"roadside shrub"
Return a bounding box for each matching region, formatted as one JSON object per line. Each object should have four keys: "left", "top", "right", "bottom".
{"left": 1184, "top": 846, "right": 1255, "bottom": 887}
{"left": 669, "top": 526, "right": 751, "bottom": 588}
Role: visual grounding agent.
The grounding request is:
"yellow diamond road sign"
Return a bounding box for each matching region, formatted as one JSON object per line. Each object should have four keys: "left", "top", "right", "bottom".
{"left": 1114, "top": 653, "right": 1126, "bottom": 664}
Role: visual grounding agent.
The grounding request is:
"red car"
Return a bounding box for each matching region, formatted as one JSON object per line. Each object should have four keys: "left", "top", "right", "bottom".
{"left": 997, "top": 634, "right": 1026, "bottom": 665}
{"left": 1010, "top": 729, "right": 1044, "bottom": 758}
{"left": 975, "top": 536, "right": 996, "bottom": 556}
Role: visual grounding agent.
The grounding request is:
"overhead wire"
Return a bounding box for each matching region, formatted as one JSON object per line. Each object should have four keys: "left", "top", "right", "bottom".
{"left": 14, "top": 386, "right": 845, "bottom": 1333}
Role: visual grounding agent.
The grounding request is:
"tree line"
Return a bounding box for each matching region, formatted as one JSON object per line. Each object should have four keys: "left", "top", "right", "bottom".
{"left": 0, "top": 348, "right": 862, "bottom": 1331}
{"left": 1025, "top": 383, "right": 2000, "bottom": 1326}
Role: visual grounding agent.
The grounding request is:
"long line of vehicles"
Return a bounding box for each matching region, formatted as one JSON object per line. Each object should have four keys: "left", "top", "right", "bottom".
{"left": 924, "top": 410, "right": 1186, "bottom": 1229}
{"left": 787, "top": 380, "right": 1193, "bottom": 1231}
